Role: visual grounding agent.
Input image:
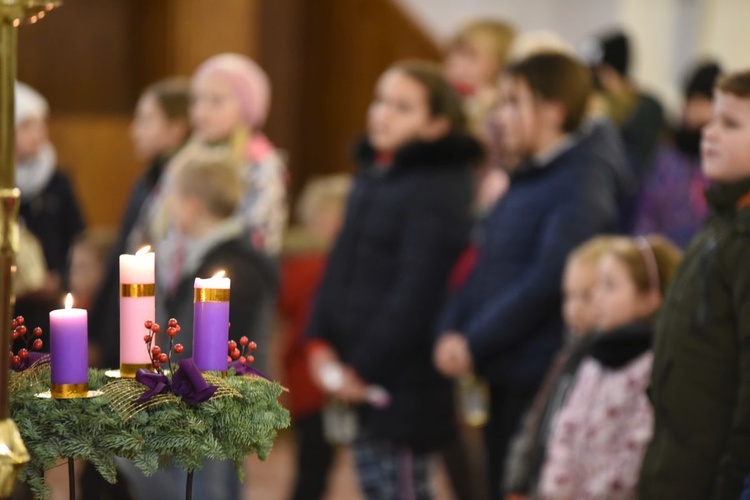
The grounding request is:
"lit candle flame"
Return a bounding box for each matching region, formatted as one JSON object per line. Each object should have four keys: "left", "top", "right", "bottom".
{"left": 212, "top": 270, "right": 226, "bottom": 279}
{"left": 65, "top": 293, "right": 73, "bottom": 309}
{"left": 136, "top": 245, "right": 152, "bottom": 256}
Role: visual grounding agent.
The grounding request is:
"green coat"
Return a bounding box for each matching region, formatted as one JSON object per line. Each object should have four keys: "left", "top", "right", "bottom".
{"left": 640, "top": 177, "right": 750, "bottom": 500}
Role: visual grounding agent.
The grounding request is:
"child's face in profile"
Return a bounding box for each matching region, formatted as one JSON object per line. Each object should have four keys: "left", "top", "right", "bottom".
{"left": 562, "top": 258, "right": 598, "bottom": 337}
{"left": 367, "top": 69, "right": 444, "bottom": 153}
{"left": 15, "top": 116, "right": 48, "bottom": 162}
{"left": 191, "top": 73, "right": 245, "bottom": 143}
{"left": 497, "top": 75, "right": 538, "bottom": 159}
{"left": 594, "top": 253, "right": 659, "bottom": 332}
{"left": 444, "top": 37, "right": 500, "bottom": 94}
{"left": 130, "top": 93, "right": 185, "bottom": 162}
{"left": 701, "top": 91, "right": 750, "bottom": 182}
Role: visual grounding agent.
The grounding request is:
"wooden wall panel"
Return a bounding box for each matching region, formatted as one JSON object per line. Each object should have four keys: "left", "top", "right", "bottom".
{"left": 48, "top": 115, "right": 138, "bottom": 228}
{"left": 17, "top": 0, "right": 138, "bottom": 113}
{"left": 259, "top": 0, "right": 442, "bottom": 205}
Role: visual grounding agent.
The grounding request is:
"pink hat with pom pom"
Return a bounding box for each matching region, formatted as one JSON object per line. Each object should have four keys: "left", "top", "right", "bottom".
{"left": 193, "top": 53, "right": 271, "bottom": 129}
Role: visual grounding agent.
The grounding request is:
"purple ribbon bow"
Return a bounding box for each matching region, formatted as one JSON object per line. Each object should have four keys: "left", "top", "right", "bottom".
{"left": 229, "top": 360, "right": 271, "bottom": 380}
{"left": 134, "top": 370, "right": 171, "bottom": 403}
{"left": 171, "top": 358, "right": 218, "bottom": 405}
{"left": 134, "top": 359, "right": 217, "bottom": 405}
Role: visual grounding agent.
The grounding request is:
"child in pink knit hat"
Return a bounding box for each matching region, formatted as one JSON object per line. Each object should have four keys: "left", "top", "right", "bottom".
{"left": 189, "top": 53, "right": 287, "bottom": 254}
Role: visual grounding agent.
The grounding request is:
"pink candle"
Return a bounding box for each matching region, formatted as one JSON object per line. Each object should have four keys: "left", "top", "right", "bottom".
{"left": 193, "top": 271, "right": 230, "bottom": 372}
{"left": 49, "top": 294, "right": 89, "bottom": 398}
{"left": 119, "top": 246, "right": 155, "bottom": 377}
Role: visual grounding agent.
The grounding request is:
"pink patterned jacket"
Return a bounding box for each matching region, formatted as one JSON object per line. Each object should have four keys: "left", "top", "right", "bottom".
{"left": 539, "top": 351, "right": 653, "bottom": 500}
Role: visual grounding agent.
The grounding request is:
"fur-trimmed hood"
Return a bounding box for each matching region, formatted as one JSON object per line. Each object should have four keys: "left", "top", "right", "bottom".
{"left": 353, "top": 133, "right": 484, "bottom": 173}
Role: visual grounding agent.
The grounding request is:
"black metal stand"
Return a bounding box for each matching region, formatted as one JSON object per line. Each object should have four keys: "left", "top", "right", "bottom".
{"left": 185, "top": 470, "right": 193, "bottom": 500}
{"left": 68, "top": 457, "right": 75, "bottom": 500}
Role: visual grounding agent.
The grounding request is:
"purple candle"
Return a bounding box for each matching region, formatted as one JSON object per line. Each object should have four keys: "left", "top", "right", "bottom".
{"left": 49, "top": 294, "right": 89, "bottom": 398}
{"left": 193, "top": 271, "right": 230, "bottom": 372}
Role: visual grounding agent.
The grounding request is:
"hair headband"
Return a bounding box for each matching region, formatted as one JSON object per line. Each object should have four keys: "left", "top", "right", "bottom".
{"left": 635, "top": 236, "right": 659, "bottom": 291}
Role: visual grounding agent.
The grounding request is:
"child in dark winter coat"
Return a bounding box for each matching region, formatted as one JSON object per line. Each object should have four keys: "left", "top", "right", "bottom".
{"left": 306, "top": 60, "right": 479, "bottom": 499}
{"left": 434, "top": 52, "right": 620, "bottom": 500}
{"left": 639, "top": 69, "right": 750, "bottom": 500}
{"left": 539, "top": 235, "right": 681, "bottom": 500}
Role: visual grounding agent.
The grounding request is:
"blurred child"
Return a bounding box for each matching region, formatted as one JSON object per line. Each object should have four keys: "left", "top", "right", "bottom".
{"left": 503, "top": 235, "right": 620, "bottom": 499}
{"left": 182, "top": 53, "right": 287, "bottom": 254}
{"left": 150, "top": 54, "right": 287, "bottom": 309}
{"left": 434, "top": 53, "right": 620, "bottom": 500}
{"left": 14, "top": 81, "right": 85, "bottom": 333}
{"left": 122, "top": 152, "right": 278, "bottom": 500}
{"left": 583, "top": 30, "right": 665, "bottom": 184}
{"left": 165, "top": 152, "right": 277, "bottom": 368}
{"left": 307, "top": 60, "right": 479, "bottom": 498}
{"left": 126, "top": 78, "right": 192, "bottom": 249}
{"left": 634, "top": 61, "right": 721, "bottom": 247}
{"left": 639, "top": 69, "right": 750, "bottom": 499}
{"left": 444, "top": 19, "right": 516, "bottom": 138}
{"left": 539, "top": 235, "right": 681, "bottom": 500}
{"left": 445, "top": 19, "right": 515, "bottom": 217}
{"left": 278, "top": 174, "right": 351, "bottom": 500}
{"left": 89, "top": 78, "right": 191, "bottom": 370}
{"left": 582, "top": 30, "right": 665, "bottom": 231}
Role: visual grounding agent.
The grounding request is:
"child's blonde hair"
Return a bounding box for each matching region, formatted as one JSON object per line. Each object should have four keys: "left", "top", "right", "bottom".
{"left": 173, "top": 152, "right": 243, "bottom": 219}
{"left": 605, "top": 235, "right": 683, "bottom": 297}
{"left": 448, "top": 19, "right": 516, "bottom": 78}
{"left": 567, "top": 235, "right": 623, "bottom": 267}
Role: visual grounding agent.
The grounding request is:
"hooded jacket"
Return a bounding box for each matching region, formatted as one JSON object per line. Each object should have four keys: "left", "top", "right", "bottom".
{"left": 640, "top": 177, "right": 750, "bottom": 500}
{"left": 306, "top": 133, "right": 479, "bottom": 449}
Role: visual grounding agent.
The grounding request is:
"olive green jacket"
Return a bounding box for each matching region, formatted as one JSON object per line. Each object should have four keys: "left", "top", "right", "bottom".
{"left": 640, "top": 177, "right": 750, "bottom": 500}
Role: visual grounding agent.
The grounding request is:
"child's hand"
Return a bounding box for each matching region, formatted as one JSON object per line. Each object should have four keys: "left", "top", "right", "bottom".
{"left": 336, "top": 366, "right": 369, "bottom": 404}
{"left": 434, "top": 331, "right": 473, "bottom": 377}
{"left": 307, "top": 341, "right": 340, "bottom": 391}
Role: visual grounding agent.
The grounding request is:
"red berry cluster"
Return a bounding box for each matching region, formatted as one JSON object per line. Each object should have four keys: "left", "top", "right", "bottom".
{"left": 143, "top": 318, "right": 184, "bottom": 375}
{"left": 227, "top": 336, "right": 257, "bottom": 364}
{"left": 9, "top": 316, "right": 44, "bottom": 369}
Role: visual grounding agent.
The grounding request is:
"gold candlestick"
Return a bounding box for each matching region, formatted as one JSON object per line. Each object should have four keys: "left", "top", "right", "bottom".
{"left": 0, "top": 2, "right": 60, "bottom": 497}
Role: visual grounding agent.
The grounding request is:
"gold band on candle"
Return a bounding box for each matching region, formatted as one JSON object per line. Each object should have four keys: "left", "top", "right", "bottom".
{"left": 120, "top": 283, "right": 156, "bottom": 298}
{"left": 194, "top": 288, "right": 230, "bottom": 303}
{"left": 120, "top": 363, "right": 155, "bottom": 378}
{"left": 50, "top": 383, "right": 89, "bottom": 399}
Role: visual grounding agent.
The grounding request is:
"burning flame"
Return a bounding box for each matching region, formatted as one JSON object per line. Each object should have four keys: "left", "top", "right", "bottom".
{"left": 212, "top": 270, "right": 226, "bottom": 279}
{"left": 136, "top": 245, "right": 152, "bottom": 256}
{"left": 65, "top": 293, "right": 73, "bottom": 309}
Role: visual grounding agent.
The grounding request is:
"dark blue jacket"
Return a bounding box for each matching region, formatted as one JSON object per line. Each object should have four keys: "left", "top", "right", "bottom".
{"left": 307, "top": 134, "right": 479, "bottom": 449}
{"left": 439, "top": 136, "right": 621, "bottom": 388}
